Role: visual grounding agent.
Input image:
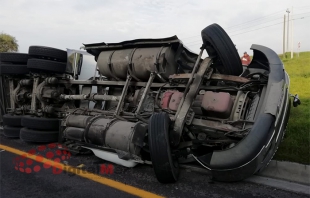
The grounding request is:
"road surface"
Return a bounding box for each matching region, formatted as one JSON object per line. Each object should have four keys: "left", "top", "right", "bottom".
{"left": 0, "top": 133, "right": 308, "bottom": 198}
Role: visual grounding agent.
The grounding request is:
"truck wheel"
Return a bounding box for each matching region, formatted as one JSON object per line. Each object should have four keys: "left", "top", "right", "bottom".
{"left": 0, "top": 64, "right": 29, "bottom": 75}
{"left": 0, "top": 53, "right": 30, "bottom": 64}
{"left": 27, "top": 59, "right": 66, "bottom": 73}
{"left": 148, "top": 112, "right": 179, "bottom": 183}
{"left": 3, "top": 126, "right": 21, "bottom": 138}
{"left": 201, "top": 23, "right": 243, "bottom": 76}
{"left": 21, "top": 116, "right": 60, "bottom": 131}
{"left": 3, "top": 114, "right": 23, "bottom": 127}
{"left": 28, "top": 46, "right": 67, "bottom": 62}
{"left": 20, "top": 127, "right": 59, "bottom": 143}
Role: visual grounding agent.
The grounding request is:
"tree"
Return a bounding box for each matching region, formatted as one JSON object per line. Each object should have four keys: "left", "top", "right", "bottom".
{"left": 0, "top": 33, "right": 19, "bottom": 52}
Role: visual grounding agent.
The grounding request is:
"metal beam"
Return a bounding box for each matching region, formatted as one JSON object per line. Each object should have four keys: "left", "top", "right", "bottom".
{"left": 58, "top": 79, "right": 186, "bottom": 88}
{"left": 172, "top": 57, "right": 212, "bottom": 146}
{"left": 169, "top": 73, "right": 250, "bottom": 83}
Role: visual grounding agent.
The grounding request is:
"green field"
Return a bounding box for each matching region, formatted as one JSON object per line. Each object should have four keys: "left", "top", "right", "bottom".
{"left": 274, "top": 51, "right": 310, "bottom": 164}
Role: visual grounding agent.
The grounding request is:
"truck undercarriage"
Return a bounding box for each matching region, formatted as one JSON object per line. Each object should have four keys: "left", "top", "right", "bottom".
{"left": 0, "top": 24, "right": 300, "bottom": 183}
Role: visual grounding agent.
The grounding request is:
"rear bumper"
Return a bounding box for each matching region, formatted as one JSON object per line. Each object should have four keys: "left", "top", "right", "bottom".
{"left": 196, "top": 44, "right": 291, "bottom": 181}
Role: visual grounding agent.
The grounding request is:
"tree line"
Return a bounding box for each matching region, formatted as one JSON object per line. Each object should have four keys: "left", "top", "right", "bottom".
{"left": 0, "top": 33, "right": 19, "bottom": 52}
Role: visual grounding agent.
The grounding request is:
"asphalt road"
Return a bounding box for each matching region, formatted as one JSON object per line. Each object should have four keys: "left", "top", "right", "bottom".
{"left": 0, "top": 133, "right": 308, "bottom": 198}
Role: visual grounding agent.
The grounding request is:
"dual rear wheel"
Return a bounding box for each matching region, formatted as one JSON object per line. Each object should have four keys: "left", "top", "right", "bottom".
{"left": 2, "top": 114, "right": 60, "bottom": 143}
{"left": 1, "top": 46, "right": 66, "bottom": 142}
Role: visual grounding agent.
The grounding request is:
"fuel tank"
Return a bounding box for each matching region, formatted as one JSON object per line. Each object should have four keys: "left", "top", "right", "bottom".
{"left": 96, "top": 47, "right": 177, "bottom": 81}
{"left": 64, "top": 115, "right": 147, "bottom": 156}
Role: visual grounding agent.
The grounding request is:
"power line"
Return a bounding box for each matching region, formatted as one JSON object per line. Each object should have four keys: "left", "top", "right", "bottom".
{"left": 185, "top": 17, "right": 284, "bottom": 45}
{"left": 230, "top": 22, "right": 284, "bottom": 37}
{"left": 230, "top": 16, "right": 309, "bottom": 36}
{"left": 185, "top": 16, "right": 309, "bottom": 47}
{"left": 292, "top": 11, "right": 310, "bottom": 16}
{"left": 227, "top": 10, "right": 310, "bottom": 34}
{"left": 226, "top": 16, "right": 283, "bottom": 33}
{"left": 181, "top": 10, "right": 310, "bottom": 42}
{"left": 224, "top": 10, "right": 284, "bottom": 30}
{"left": 181, "top": 9, "right": 286, "bottom": 40}
{"left": 184, "top": 12, "right": 310, "bottom": 46}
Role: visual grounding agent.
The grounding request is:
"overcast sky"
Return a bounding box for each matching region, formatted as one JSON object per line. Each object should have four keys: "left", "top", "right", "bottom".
{"left": 1, "top": 0, "right": 309, "bottom": 56}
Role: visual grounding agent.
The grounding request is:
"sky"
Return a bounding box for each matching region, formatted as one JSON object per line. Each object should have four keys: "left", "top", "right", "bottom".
{"left": 1, "top": 0, "right": 309, "bottom": 57}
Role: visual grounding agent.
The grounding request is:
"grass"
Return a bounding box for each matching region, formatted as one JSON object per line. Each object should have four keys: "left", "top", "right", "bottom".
{"left": 273, "top": 51, "right": 310, "bottom": 165}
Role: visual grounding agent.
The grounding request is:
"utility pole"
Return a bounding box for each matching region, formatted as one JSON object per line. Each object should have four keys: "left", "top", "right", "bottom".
{"left": 286, "top": 8, "right": 290, "bottom": 53}
{"left": 291, "top": 6, "right": 294, "bottom": 59}
{"left": 283, "top": 14, "right": 286, "bottom": 59}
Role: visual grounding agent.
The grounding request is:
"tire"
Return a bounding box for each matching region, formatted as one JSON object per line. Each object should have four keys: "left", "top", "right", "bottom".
{"left": 27, "top": 59, "right": 66, "bottom": 73}
{"left": 148, "top": 112, "right": 179, "bottom": 183}
{"left": 3, "top": 114, "right": 22, "bottom": 127}
{"left": 28, "top": 46, "right": 67, "bottom": 62}
{"left": 0, "top": 63, "right": 29, "bottom": 75}
{"left": 3, "top": 126, "right": 21, "bottom": 138}
{"left": 201, "top": 23, "right": 243, "bottom": 76}
{"left": 21, "top": 116, "right": 60, "bottom": 131}
{"left": 0, "top": 53, "right": 29, "bottom": 64}
{"left": 20, "top": 127, "right": 59, "bottom": 143}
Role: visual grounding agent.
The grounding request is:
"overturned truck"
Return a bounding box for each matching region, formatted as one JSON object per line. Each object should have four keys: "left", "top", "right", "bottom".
{"left": 0, "top": 24, "right": 300, "bottom": 183}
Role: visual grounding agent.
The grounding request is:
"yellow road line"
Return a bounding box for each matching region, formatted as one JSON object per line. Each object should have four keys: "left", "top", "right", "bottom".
{"left": 0, "top": 144, "right": 164, "bottom": 198}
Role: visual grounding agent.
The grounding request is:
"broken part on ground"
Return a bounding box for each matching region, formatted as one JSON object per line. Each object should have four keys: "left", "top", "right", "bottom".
{"left": 0, "top": 23, "right": 300, "bottom": 183}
